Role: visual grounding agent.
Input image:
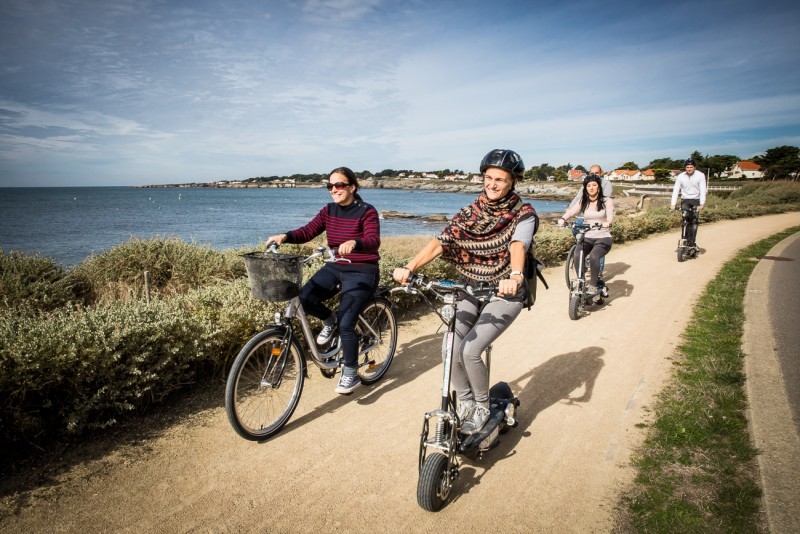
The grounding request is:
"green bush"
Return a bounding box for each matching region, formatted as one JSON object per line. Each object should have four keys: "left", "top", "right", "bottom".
{"left": 0, "top": 278, "right": 276, "bottom": 447}
{"left": 0, "top": 250, "right": 76, "bottom": 314}
{"left": 69, "top": 236, "right": 244, "bottom": 305}
{"left": 727, "top": 182, "right": 800, "bottom": 205}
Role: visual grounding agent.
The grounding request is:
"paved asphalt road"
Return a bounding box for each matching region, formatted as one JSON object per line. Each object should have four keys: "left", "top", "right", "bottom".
{"left": 744, "top": 230, "right": 800, "bottom": 533}
{"left": 767, "top": 233, "right": 800, "bottom": 431}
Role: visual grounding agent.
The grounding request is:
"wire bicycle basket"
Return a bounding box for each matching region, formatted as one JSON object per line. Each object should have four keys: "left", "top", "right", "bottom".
{"left": 242, "top": 251, "right": 304, "bottom": 302}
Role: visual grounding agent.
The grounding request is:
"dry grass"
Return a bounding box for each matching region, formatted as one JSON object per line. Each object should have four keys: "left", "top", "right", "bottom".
{"left": 380, "top": 235, "right": 437, "bottom": 260}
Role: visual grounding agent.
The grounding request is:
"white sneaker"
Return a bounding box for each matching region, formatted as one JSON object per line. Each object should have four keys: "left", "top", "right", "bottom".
{"left": 455, "top": 398, "right": 476, "bottom": 426}
{"left": 316, "top": 321, "right": 337, "bottom": 345}
{"left": 460, "top": 402, "right": 490, "bottom": 435}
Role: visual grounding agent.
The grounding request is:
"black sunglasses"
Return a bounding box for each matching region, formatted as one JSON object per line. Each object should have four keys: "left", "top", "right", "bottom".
{"left": 326, "top": 182, "right": 350, "bottom": 191}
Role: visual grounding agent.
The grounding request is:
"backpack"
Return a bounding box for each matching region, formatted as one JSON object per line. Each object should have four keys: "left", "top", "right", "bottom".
{"left": 514, "top": 203, "right": 548, "bottom": 310}
{"left": 523, "top": 247, "right": 548, "bottom": 310}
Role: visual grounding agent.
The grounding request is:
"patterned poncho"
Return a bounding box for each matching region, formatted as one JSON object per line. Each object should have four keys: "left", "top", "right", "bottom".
{"left": 437, "top": 191, "right": 536, "bottom": 282}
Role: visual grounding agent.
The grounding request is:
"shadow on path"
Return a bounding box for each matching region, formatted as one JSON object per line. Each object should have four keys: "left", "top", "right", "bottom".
{"left": 451, "top": 346, "right": 606, "bottom": 502}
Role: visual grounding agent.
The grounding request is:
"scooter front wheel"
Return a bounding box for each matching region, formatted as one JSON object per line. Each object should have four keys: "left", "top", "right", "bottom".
{"left": 568, "top": 292, "right": 582, "bottom": 320}
{"left": 417, "top": 452, "right": 451, "bottom": 512}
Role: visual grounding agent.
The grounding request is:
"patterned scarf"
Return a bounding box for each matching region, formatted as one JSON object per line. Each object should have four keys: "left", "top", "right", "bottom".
{"left": 438, "top": 191, "right": 536, "bottom": 281}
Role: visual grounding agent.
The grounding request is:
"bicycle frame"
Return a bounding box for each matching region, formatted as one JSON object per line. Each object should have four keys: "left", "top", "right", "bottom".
{"left": 274, "top": 294, "right": 388, "bottom": 372}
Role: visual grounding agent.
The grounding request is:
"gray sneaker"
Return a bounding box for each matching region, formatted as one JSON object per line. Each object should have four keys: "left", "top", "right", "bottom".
{"left": 460, "top": 402, "right": 490, "bottom": 435}
{"left": 335, "top": 373, "right": 361, "bottom": 394}
{"left": 316, "top": 321, "right": 337, "bottom": 346}
{"left": 455, "top": 398, "right": 476, "bottom": 426}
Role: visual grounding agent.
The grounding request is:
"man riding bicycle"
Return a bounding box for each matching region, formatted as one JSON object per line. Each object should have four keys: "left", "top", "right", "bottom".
{"left": 670, "top": 158, "right": 707, "bottom": 249}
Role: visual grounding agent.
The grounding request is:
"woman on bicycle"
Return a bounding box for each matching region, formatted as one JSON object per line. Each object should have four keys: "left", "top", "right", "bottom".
{"left": 557, "top": 173, "right": 615, "bottom": 297}
{"left": 393, "top": 149, "right": 538, "bottom": 435}
{"left": 267, "top": 167, "right": 381, "bottom": 395}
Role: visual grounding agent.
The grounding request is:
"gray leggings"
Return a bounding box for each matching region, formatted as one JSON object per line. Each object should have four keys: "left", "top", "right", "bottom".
{"left": 442, "top": 297, "right": 524, "bottom": 403}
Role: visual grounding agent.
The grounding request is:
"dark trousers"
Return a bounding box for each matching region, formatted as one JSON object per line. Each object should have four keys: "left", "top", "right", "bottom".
{"left": 299, "top": 264, "right": 379, "bottom": 368}
{"left": 681, "top": 199, "right": 701, "bottom": 246}
{"left": 577, "top": 237, "right": 612, "bottom": 286}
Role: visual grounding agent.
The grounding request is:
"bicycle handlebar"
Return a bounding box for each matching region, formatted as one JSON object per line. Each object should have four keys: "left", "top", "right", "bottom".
{"left": 264, "top": 242, "right": 352, "bottom": 264}
{"left": 391, "top": 273, "right": 501, "bottom": 326}
{"left": 391, "top": 273, "right": 499, "bottom": 300}
{"left": 556, "top": 221, "right": 604, "bottom": 231}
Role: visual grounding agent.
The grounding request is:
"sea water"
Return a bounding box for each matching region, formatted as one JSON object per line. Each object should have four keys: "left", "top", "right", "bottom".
{"left": 0, "top": 186, "right": 567, "bottom": 266}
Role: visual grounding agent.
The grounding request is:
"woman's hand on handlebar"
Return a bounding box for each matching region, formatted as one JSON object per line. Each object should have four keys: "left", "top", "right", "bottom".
{"left": 266, "top": 233, "right": 287, "bottom": 246}
{"left": 393, "top": 266, "right": 413, "bottom": 285}
{"left": 497, "top": 276, "right": 520, "bottom": 296}
{"left": 337, "top": 240, "right": 356, "bottom": 255}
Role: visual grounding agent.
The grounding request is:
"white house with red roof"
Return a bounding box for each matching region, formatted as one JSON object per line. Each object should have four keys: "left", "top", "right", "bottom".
{"left": 567, "top": 169, "right": 586, "bottom": 182}
{"left": 724, "top": 161, "right": 764, "bottom": 179}
{"left": 609, "top": 169, "right": 643, "bottom": 181}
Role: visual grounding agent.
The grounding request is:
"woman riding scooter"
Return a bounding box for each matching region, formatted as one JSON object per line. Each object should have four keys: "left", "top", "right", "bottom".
{"left": 393, "top": 149, "right": 537, "bottom": 435}
{"left": 558, "top": 173, "right": 615, "bottom": 299}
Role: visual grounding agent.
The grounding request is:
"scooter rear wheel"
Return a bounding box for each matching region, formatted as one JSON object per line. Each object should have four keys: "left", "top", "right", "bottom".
{"left": 490, "top": 382, "right": 515, "bottom": 435}
{"left": 417, "top": 453, "right": 451, "bottom": 512}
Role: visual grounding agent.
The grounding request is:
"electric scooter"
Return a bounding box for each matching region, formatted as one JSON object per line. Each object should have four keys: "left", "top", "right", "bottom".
{"left": 394, "top": 274, "right": 520, "bottom": 511}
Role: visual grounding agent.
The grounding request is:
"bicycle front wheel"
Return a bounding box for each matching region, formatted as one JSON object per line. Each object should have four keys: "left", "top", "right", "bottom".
{"left": 356, "top": 298, "right": 398, "bottom": 385}
{"left": 225, "top": 328, "right": 305, "bottom": 441}
{"left": 564, "top": 244, "right": 576, "bottom": 289}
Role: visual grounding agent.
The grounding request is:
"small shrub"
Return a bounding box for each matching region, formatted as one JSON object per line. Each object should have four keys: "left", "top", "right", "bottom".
{"left": 727, "top": 182, "right": 800, "bottom": 205}
{"left": 0, "top": 250, "right": 76, "bottom": 313}
{"left": 70, "top": 236, "right": 243, "bottom": 304}
{"left": 0, "top": 278, "right": 276, "bottom": 448}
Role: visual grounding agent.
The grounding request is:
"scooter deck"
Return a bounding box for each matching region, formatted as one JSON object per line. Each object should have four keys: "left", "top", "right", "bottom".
{"left": 458, "top": 403, "right": 507, "bottom": 452}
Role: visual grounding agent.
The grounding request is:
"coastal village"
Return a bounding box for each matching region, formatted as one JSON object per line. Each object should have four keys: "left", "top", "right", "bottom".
{"left": 148, "top": 160, "right": 764, "bottom": 191}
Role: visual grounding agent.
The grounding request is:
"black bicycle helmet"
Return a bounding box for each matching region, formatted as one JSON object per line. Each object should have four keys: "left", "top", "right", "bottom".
{"left": 684, "top": 158, "right": 696, "bottom": 166}
{"left": 480, "top": 149, "right": 525, "bottom": 180}
{"left": 584, "top": 173, "right": 602, "bottom": 186}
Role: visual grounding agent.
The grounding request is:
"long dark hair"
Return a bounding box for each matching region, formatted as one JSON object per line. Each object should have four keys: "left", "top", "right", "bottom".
{"left": 329, "top": 166, "right": 363, "bottom": 202}
{"left": 580, "top": 175, "right": 605, "bottom": 213}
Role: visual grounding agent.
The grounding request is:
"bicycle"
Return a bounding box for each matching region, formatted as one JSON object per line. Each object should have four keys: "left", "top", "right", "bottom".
{"left": 560, "top": 221, "right": 608, "bottom": 320}
{"left": 676, "top": 205, "right": 700, "bottom": 262}
{"left": 395, "top": 274, "right": 520, "bottom": 512}
{"left": 225, "top": 244, "right": 398, "bottom": 441}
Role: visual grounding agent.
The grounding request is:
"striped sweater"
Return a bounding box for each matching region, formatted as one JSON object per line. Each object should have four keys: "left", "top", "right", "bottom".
{"left": 285, "top": 200, "right": 381, "bottom": 268}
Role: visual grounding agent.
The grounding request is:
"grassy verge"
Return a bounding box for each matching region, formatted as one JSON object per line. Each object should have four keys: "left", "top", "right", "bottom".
{"left": 616, "top": 225, "right": 800, "bottom": 532}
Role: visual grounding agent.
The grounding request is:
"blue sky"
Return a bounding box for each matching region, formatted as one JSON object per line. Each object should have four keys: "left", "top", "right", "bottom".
{"left": 1, "top": 0, "right": 799, "bottom": 187}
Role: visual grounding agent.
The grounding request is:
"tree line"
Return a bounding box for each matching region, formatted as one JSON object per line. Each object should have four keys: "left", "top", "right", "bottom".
{"left": 239, "top": 145, "right": 799, "bottom": 185}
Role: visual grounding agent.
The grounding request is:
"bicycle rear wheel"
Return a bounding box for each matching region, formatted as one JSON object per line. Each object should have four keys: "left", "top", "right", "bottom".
{"left": 355, "top": 298, "right": 397, "bottom": 385}
{"left": 225, "top": 328, "right": 305, "bottom": 440}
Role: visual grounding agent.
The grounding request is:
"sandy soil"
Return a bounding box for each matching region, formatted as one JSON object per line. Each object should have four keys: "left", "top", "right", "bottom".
{"left": 2, "top": 212, "right": 798, "bottom": 533}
